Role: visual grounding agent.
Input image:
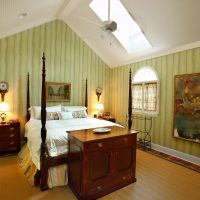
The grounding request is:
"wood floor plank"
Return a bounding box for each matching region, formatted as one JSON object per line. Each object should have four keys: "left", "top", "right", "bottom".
{"left": 0, "top": 150, "right": 199, "bottom": 200}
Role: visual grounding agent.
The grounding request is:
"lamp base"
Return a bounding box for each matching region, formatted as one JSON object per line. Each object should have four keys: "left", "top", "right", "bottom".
{"left": 0, "top": 112, "right": 7, "bottom": 124}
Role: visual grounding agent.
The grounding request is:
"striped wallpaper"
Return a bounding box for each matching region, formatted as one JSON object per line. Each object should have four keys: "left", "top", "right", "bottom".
{"left": 0, "top": 19, "right": 199, "bottom": 158}
{"left": 0, "top": 20, "right": 111, "bottom": 137}
{"left": 111, "top": 48, "right": 200, "bottom": 157}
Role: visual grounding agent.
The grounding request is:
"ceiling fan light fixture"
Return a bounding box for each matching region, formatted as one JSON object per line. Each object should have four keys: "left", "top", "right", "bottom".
{"left": 90, "top": 0, "right": 152, "bottom": 54}
{"left": 103, "top": 20, "right": 117, "bottom": 32}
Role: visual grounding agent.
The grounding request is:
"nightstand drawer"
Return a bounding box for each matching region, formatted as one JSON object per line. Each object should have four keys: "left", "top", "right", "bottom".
{"left": 0, "top": 123, "right": 20, "bottom": 153}
{"left": 0, "top": 125, "right": 19, "bottom": 135}
{"left": 0, "top": 140, "right": 19, "bottom": 151}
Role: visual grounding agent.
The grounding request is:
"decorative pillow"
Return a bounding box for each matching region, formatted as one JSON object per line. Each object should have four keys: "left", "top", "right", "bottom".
{"left": 72, "top": 110, "right": 87, "bottom": 118}
{"left": 58, "top": 112, "right": 73, "bottom": 120}
{"left": 46, "top": 112, "right": 59, "bottom": 120}
{"left": 62, "top": 106, "right": 87, "bottom": 112}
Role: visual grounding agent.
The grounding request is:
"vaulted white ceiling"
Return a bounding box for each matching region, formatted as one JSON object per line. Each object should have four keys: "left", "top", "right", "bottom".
{"left": 1, "top": 0, "right": 200, "bottom": 67}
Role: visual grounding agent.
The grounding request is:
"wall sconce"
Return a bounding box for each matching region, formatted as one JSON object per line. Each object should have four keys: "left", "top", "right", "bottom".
{"left": 0, "top": 81, "right": 8, "bottom": 101}
{"left": 0, "top": 102, "right": 9, "bottom": 124}
{"left": 96, "top": 87, "right": 102, "bottom": 101}
{"left": 96, "top": 103, "right": 104, "bottom": 118}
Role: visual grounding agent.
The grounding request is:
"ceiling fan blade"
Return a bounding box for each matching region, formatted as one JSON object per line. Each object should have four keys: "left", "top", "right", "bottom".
{"left": 79, "top": 16, "right": 102, "bottom": 27}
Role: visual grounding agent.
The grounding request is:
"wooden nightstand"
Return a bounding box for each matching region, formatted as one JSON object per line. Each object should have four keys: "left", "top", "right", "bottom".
{"left": 0, "top": 122, "right": 20, "bottom": 154}
{"left": 101, "top": 116, "right": 116, "bottom": 123}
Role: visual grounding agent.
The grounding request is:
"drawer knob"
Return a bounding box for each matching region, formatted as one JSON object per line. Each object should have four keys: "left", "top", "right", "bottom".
{"left": 9, "top": 127, "right": 15, "bottom": 131}
{"left": 124, "top": 137, "right": 127, "bottom": 142}
{"left": 9, "top": 134, "right": 15, "bottom": 138}
{"left": 122, "top": 176, "right": 126, "bottom": 180}
{"left": 97, "top": 186, "right": 102, "bottom": 191}
{"left": 97, "top": 142, "right": 103, "bottom": 148}
{"left": 10, "top": 141, "right": 14, "bottom": 145}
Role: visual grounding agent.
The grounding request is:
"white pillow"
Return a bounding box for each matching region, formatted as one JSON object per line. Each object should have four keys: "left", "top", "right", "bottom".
{"left": 29, "top": 105, "right": 62, "bottom": 119}
{"left": 28, "top": 106, "right": 41, "bottom": 119}
{"left": 58, "top": 112, "right": 73, "bottom": 120}
{"left": 46, "top": 105, "right": 62, "bottom": 112}
{"left": 62, "top": 106, "right": 87, "bottom": 112}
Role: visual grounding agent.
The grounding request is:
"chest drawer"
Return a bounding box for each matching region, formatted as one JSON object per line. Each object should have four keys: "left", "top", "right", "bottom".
{"left": 113, "top": 134, "right": 135, "bottom": 147}
{"left": 0, "top": 140, "right": 19, "bottom": 150}
{"left": 0, "top": 125, "right": 18, "bottom": 134}
{"left": 0, "top": 123, "right": 20, "bottom": 153}
{"left": 84, "top": 139, "right": 112, "bottom": 152}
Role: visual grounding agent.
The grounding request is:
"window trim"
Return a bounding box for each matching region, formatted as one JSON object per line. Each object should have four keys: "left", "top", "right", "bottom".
{"left": 132, "top": 67, "right": 159, "bottom": 116}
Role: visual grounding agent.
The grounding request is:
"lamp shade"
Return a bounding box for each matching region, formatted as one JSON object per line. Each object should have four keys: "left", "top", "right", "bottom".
{"left": 96, "top": 103, "right": 104, "bottom": 110}
{"left": 0, "top": 102, "right": 9, "bottom": 112}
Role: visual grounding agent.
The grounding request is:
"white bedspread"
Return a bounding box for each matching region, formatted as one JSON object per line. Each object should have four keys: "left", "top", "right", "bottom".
{"left": 25, "top": 117, "right": 122, "bottom": 169}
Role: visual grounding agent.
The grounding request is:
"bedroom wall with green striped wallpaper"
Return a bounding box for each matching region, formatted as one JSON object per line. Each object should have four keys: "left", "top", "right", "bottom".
{"left": 0, "top": 19, "right": 199, "bottom": 158}
{"left": 110, "top": 48, "right": 200, "bottom": 157}
{"left": 0, "top": 20, "right": 110, "bottom": 137}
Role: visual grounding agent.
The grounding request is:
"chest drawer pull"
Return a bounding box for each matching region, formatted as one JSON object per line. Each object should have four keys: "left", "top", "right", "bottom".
{"left": 9, "top": 134, "right": 15, "bottom": 138}
{"left": 123, "top": 137, "right": 127, "bottom": 142}
{"left": 97, "top": 186, "right": 102, "bottom": 191}
{"left": 97, "top": 142, "right": 103, "bottom": 148}
{"left": 9, "top": 127, "right": 15, "bottom": 131}
{"left": 10, "top": 141, "right": 14, "bottom": 145}
{"left": 122, "top": 176, "right": 126, "bottom": 180}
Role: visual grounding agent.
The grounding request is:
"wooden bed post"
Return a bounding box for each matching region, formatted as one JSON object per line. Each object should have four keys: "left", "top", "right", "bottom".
{"left": 26, "top": 72, "right": 30, "bottom": 121}
{"left": 128, "top": 68, "right": 132, "bottom": 129}
{"left": 40, "top": 53, "right": 48, "bottom": 191}
{"left": 31, "top": 54, "right": 69, "bottom": 191}
{"left": 85, "top": 79, "right": 88, "bottom": 109}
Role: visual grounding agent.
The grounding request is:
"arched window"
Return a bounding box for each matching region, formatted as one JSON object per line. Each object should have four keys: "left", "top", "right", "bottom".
{"left": 132, "top": 67, "right": 159, "bottom": 115}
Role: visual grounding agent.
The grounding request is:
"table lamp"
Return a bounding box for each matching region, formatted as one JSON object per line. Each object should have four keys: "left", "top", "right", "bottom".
{"left": 96, "top": 103, "right": 104, "bottom": 118}
{"left": 0, "top": 102, "right": 9, "bottom": 124}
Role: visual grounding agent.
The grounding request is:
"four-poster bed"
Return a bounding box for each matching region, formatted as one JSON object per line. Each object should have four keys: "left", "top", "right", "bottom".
{"left": 24, "top": 54, "right": 133, "bottom": 191}
{"left": 25, "top": 54, "right": 89, "bottom": 190}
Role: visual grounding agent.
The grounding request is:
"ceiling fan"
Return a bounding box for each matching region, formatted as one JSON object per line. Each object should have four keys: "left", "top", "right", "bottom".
{"left": 101, "top": 0, "right": 117, "bottom": 32}
{"left": 81, "top": 0, "right": 117, "bottom": 33}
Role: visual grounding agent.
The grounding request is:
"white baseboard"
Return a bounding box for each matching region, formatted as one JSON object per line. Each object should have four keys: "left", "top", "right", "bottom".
{"left": 151, "top": 143, "right": 200, "bottom": 166}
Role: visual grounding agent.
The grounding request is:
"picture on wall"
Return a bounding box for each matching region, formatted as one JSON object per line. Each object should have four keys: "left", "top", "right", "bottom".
{"left": 46, "top": 82, "right": 71, "bottom": 102}
{"left": 173, "top": 73, "right": 200, "bottom": 143}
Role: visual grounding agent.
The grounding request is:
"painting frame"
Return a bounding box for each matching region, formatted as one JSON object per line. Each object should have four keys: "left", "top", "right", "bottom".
{"left": 46, "top": 82, "right": 71, "bottom": 102}
{"left": 173, "top": 73, "right": 200, "bottom": 143}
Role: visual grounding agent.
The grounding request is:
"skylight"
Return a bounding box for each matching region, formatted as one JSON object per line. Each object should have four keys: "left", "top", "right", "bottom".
{"left": 89, "top": 0, "right": 152, "bottom": 54}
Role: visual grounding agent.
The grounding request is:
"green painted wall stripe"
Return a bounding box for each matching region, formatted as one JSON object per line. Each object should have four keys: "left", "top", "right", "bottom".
{"left": 111, "top": 47, "right": 200, "bottom": 157}
{"left": 0, "top": 20, "right": 110, "bottom": 138}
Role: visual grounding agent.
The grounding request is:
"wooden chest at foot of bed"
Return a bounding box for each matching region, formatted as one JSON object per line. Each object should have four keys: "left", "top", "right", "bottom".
{"left": 0, "top": 123, "right": 20, "bottom": 154}
{"left": 68, "top": 126, "right": 138, "bottom": 200}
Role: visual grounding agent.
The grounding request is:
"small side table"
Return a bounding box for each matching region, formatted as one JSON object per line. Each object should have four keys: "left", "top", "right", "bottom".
{"left": 101, "top": 116, "right": 116, "bottom": 123}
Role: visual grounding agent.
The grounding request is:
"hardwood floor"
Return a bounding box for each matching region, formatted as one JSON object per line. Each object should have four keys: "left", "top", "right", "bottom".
{"left": 0, "top": 150, "right": 199, "bottom": 200}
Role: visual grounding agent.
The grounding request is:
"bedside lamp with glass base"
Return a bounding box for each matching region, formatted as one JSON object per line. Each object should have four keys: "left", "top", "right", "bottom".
{"left": 0, "top": 102, "right": 9, "bottom": 124}
{"left": 96, "top": 103, "right": 104, "bottom": 118}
